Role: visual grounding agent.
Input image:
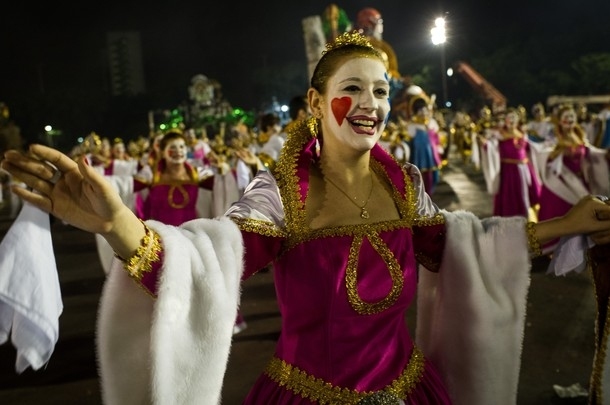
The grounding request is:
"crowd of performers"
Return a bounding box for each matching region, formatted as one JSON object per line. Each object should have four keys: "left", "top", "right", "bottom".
{"left": 3, "top": 17, "right": 610, "bottom": 401}
{"left": 447, "top": 101, "right": 610, "bottom": 258}
{"left": 6, "top": 94, "right": 610, "bottom": 258}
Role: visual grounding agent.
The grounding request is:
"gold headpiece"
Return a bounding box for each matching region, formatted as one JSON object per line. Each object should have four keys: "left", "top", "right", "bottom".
{"left": 322, "top": 30, "right": 374, "bottom": 55}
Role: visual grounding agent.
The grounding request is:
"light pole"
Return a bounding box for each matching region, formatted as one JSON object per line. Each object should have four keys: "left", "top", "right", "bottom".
{"left": 431, "top": 16, "right": 449, "bottom": 108}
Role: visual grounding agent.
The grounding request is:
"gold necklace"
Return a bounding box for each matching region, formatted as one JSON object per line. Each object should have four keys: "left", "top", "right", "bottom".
{"left": 325, "top": 174, "right": 374, "bottom": 219}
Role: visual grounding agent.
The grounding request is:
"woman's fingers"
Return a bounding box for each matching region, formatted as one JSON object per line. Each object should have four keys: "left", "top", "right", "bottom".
{"left": 10, "top": 185, "right": 53, "bottom": 213}
{"left": 590, "top": 229, "right": 610, "bottom": 245}
{"left": 29, "top": 144, "right": 78, "bottom": 173}
{"left": 596, "top": 209, "right": 610, "bottom": 221}
{"left": 1, "top": 154, "right": 55, "bottom": 195}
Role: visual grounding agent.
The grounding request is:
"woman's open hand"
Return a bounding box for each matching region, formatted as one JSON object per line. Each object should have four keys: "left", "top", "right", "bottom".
{"left": 1, "top": 144, "right": 129, "bottom": 235}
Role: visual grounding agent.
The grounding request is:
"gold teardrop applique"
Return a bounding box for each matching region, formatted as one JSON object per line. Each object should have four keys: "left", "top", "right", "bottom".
{"left": 345, "top": 233, "right": 404, "bottom": 315}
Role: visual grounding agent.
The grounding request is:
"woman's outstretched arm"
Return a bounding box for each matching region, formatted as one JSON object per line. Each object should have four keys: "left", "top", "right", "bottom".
{"left": 533, "top": 195, "right": 610, "bottom": 247}
{"left": 2, "top": 144, "right": 145, "bottom": 259}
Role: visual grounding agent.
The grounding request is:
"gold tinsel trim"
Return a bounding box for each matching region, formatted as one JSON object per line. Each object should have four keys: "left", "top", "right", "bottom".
{"left": 115, "top": 220, "right": 162, "bottom": 280}
{"left": 264, "top": 346, "right": 425, "bottom": 403}
{"left": 322, "top": 30, "right": 375, "bottom": 55}
{"left": 526, "top": 221, "right": 542, "bottom": 257}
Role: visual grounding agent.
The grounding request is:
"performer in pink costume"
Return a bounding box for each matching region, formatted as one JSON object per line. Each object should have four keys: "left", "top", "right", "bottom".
{"left": 533, "top": 104, "right": 610, "bottom": 253}
{"left": 133, "top": 131, "right": 215, "bottom": 226}
{"left": 480, "top": 107, "right": 541, "bottom": 218}
{"left": 5, "top": 32, "right": 610, "bottom": 405}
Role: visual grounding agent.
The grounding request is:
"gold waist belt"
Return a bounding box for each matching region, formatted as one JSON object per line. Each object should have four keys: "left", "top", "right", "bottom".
{"left": 264, "top": 346, "right": 425, "bottom": 404}
{"left": 501, "top": 157, "right": 528, "bottom": 164}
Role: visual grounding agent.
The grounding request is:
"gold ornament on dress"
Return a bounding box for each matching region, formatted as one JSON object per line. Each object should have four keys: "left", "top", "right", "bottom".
{"left": 264, "top": 346, "right": 424, "bottom": 402}
{"left": 345, "top": 233, "right": 404, "bottom": 315}
{"left": 167, "top": 185, "right": 190, "bottom": 209}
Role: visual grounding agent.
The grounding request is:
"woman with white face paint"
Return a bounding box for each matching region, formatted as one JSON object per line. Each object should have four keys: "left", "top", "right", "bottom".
{"left": 479, "top": 107, "right": 542, "bottom": 219}
{"left": 4, "top": 32, "right": 610, "bottom": 405}
{"left": 131, "top": 131, "right": 222, "bottom": 226}
{"left": 91, "top": 131, "right": 239, "bottom": 275}
{"left": 532, "top": 104, "right": 610, "bottom": 254}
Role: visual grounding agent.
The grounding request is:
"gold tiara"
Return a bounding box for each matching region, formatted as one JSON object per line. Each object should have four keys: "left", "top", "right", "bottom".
{"left": 322, "top": 30, "right": 375, "bottom": 55}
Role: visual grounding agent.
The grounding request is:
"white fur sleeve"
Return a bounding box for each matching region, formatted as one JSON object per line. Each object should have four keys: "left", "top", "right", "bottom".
{"left": 416, "top": 212, "right": 530, "bottom": 405}
{"left": 97, "top": 217, "right": 243, "bottom": 405}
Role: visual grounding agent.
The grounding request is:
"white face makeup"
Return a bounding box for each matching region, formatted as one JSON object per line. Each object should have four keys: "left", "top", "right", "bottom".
{"left": 560, "top": 109, "right": 577, "bottom": 131}
{"left": 112, "top": 143, "right": 126, "bottom": 157}
{"left": 323, "top": 57, "right": 390, "bottom": 153}
{"left": 163, "top": 139, "right": 188, "bottom": 164}
{"left": 505, "top": 111, "right": 519, "bottom": 128}
{"left": 417, "top": 105, "right": 430, "bottom": 118}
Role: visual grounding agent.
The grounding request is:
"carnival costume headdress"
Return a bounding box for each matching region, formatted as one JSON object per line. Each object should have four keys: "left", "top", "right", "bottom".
{"left": 312, "top": 31, "right": 383, "bottom": 94}
{"left": 321, "top": 30, "right": 376, "bottom": 55}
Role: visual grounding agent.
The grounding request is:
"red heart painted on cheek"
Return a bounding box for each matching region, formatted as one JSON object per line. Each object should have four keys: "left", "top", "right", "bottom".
{"left": 331, "top": 97, "right": 352, "bottom": 126}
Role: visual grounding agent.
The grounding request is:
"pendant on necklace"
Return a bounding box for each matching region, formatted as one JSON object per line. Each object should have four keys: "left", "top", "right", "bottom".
{"left": 360, "top": 207, "right": 370, "bottom": 219}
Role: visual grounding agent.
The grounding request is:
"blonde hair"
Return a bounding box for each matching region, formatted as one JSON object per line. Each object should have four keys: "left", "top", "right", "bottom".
{"left": 310, "top": 31, "right": 384, "bottom": 94}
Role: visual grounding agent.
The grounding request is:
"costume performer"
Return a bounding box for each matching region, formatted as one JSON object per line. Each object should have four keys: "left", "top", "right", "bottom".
{"left": 4, "top": 32, "right": 610, "bottom": 405}
{"left": 532, "top": 105, "right": 610, "bottom": 254}
{"left": 405, "top": 95, "right": 443, "bottom": 194}
{"left": 479, "top": 108, "right": 541, "bottom": 218}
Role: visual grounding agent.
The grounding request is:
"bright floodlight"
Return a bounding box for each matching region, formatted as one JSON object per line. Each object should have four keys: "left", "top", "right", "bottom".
{"left": 430, "top": 17, "right": 446, "bottom": 45}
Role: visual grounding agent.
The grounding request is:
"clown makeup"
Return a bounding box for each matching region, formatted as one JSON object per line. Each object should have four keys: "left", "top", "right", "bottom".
{"left": 163, "top": 138, "right": 188, "bottom": 165}
{"left": 505, "top": 111, "right": 519, "bottom": 128}
{"left": 560, "top": 109, "right": 577, "bottom": 132}
{"left": 323, "top": 57, "right": 390, "bottom": 152}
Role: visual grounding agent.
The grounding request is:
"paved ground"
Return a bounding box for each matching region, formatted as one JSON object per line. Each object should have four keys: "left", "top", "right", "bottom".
{"left": 0, "top": 156, "right": 596, "bottom": 404}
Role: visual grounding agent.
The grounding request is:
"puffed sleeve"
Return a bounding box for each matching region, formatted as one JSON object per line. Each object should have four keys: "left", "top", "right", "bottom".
{"left": 225, "top": 170, "right": 287, "bottom": 278}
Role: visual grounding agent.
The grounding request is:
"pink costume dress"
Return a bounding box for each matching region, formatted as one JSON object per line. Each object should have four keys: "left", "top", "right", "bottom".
{"left": 137, "top": 121, "right": 451, "bottom": 403}
{"left": 233, "top": 138, "right": 450, "bottom": 403}
{"left": 538, "top": 144, "right": 588, "bottom": 221}
{"left": 537, "top": 144, "right": 610, "bottom": 252}
{"left": 133, "top": 160, "right": 214, "bottom": 226}
{"left": 492, "top": 135, "right": 541, "bottom": 217}
{"left": 98, "top": 120, "right": 545, "bottom": 404}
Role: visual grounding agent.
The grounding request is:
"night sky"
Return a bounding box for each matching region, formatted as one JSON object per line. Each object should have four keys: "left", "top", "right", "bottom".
{"left": 2, "top": 1, "right": 609, "bottom": 137}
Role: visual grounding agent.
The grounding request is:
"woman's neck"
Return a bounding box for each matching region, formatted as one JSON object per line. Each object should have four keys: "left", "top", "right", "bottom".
{"left": 318, "top": 149, "right": 371, "bottom": 184}
{"left": 163, "top": 161, "right": 187, "bottom": 177}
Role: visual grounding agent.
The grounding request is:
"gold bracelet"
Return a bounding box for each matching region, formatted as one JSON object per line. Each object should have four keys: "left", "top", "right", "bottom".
{"left": 526, "top": 221, "right": 542, "bottom": 257}
{"left": 115, "top": 220, "right": 162, "bottom": 280}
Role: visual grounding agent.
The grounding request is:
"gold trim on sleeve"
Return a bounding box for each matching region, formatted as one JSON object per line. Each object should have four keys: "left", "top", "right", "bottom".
{"left": 114, "top": 220, "right": 162, "bottom": 280}
{"left": 231, "top": 217, "right": 287, "bottom": 238}
{"left": 526, "top": 221, "right": 542, "bottom": 257}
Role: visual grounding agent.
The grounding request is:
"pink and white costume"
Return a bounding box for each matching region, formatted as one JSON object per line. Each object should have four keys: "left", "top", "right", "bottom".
{"left": 98, "top": 120, "right": 549, "bottom": 404}
{"left": 480, "top": 131, "right": 541, "bottom": 217}
{"left": 532, "top": 142, "right": 610, "bottom": 253}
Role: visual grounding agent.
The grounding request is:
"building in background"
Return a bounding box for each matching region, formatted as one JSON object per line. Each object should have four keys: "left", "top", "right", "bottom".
{"left": 106, "top": 31, "right": 146, "bottom": 97}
